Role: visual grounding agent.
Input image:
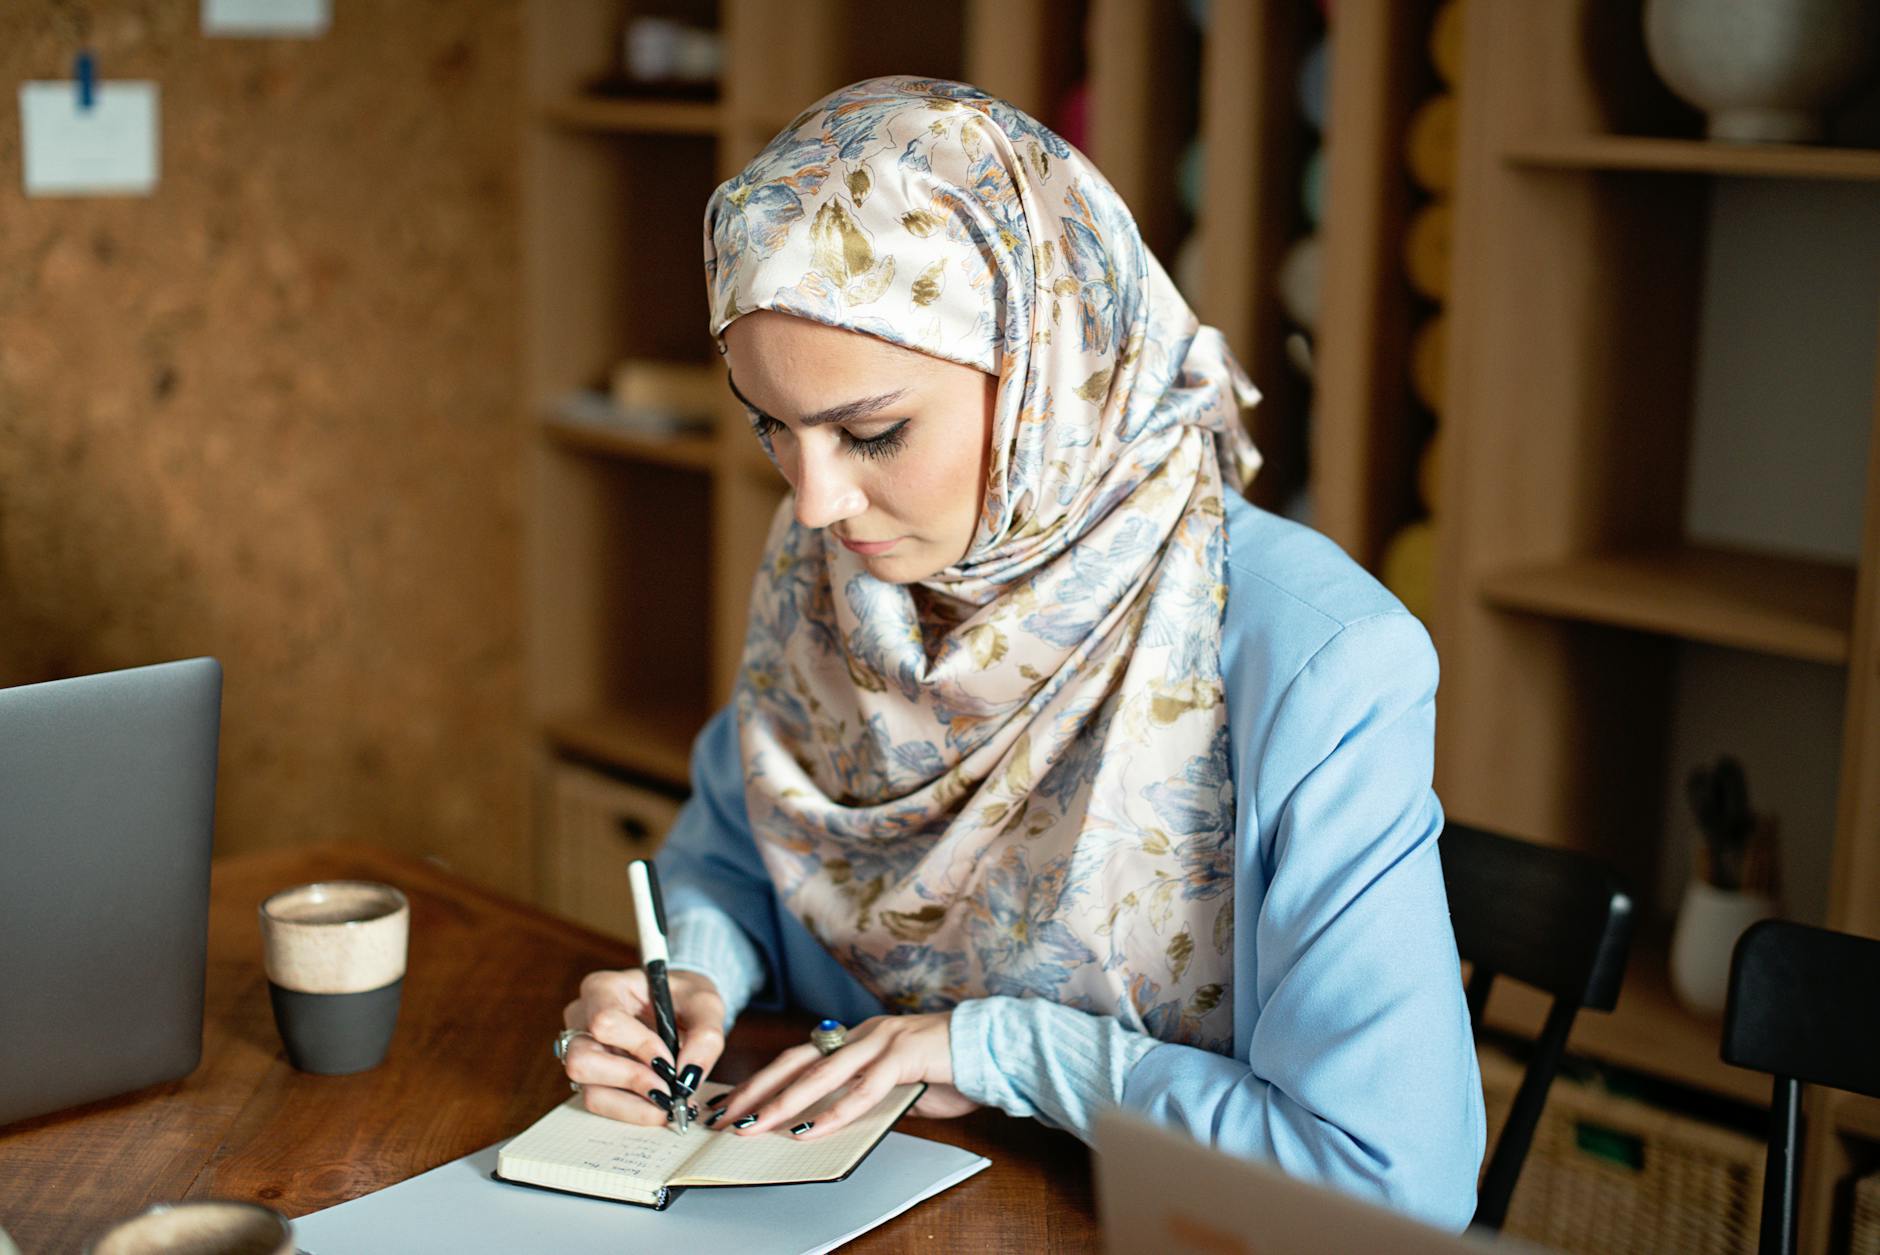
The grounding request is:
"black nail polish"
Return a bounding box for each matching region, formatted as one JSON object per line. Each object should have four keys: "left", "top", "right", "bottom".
{"left": 678, "top": 1064, "right": 702, "bottom": 1094}
{"left": 734, "top": 1114, "right": 758, "bottom": 1129}
{"left": 686, "top": 1104, "right": 699, "bottom": 1122}
{"left": 791, "top": 1122, "right": 814, "bottom": 1136}
{"left": 650, "top": 1058, "right": 678, "bottom": 1086}
{"left": 706, "top": 1091, "right": 730, "bottom": 1109}
{"left": 706, "top": 1107, "right": 727, "bottom": 1127}
{"left": 648, "top": 1089, "right": 672, "bottom": 1112}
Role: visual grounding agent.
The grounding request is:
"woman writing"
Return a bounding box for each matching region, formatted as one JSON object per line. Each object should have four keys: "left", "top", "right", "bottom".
{"left": 559, "top": 76, "right": 1484, "bottom": 1229}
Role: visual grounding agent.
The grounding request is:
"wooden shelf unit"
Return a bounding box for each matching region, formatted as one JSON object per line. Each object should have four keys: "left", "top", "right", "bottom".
{"left": 1504, "top": 134, "right": 1880, "bottom": 183}
{"left": 541, "top": 705, "right": 700, "bottom": 787}
{"left": 1477, "top": 545, "right": 1856, "bottom": 667}
{"left": 540, "top": 417, "right": 718, "bottom": 472}
{"left": 540, "top": 95, "right": 724, "bottom": 136}
{"left": 1440, "top": 4, "right": 1880, "bottom": 1248}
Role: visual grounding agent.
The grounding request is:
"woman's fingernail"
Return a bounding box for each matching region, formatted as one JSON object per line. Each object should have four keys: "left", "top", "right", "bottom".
{"left": 678, "top": 1064, "right": 702, "bottom": 1094}
{"left": 791, "top": 1122, "right": 814, "bottom": 1136}
{"left": 687, "top": 1104, "right": 700, "bottom": 1122}
{"left": 734, "top": 1114, "right": 759, "bottom": 1129}
{"left": 706, "top": 1091, "right": 730, "bottom": 1109}
{"left": 648, "top": 1089, "right": 672, "bottom": 1112}
{"left": 706, "top": 1107, "right": 727, "bottom": 1127}
{"left": 651, "top": 1057, "right": 678, "bottom": 1086}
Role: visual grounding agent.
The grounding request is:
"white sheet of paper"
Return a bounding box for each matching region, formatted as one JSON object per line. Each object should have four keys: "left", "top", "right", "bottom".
{"left": 202, "top": 0, "right": 331, "bottom": 36}
{"left": 291, "top": 1132, "right": 989, "bottom": 1255}
{"left": 19, "top": 81, "right": 159, "bottom": 197}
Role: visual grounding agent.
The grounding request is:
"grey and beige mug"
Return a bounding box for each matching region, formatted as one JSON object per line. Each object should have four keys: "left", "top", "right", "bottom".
{"left": 259, "top": 880, "right": 408, "bottom": 1075}
{"left": 87, "top": 1200, "right": 293, "bottom": 1255}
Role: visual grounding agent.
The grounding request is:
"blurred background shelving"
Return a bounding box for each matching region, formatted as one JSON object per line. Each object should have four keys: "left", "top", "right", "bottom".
{"left": 1439, "top": 5, "right": 1880, "bottom": 1250}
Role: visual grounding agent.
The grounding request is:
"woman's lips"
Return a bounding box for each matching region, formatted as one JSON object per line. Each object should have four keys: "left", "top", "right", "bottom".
{"left": 838, "top": 534, "right": 902, "bottom": 556}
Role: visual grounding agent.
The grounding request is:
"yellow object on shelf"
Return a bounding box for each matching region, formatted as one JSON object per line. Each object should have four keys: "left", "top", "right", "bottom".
{"left": 1381, "top": 520, "right": 1436, "bottom": 622}
{"left": 1410, "top": 313, "right": 1447, "bottom": 415}
{"left": 1403, "top": 201, "right": 1452, "bottom": 301}
{"left": 1430, "top": 0, "right": 1464, "bottom": 88}
{"left": 1405, "top": 94, "right": 1458, "bottom": 195}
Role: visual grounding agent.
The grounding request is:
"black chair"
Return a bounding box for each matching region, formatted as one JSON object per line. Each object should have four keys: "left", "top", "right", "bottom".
{"left": 1439, "top": 821, "right": 1635, "bottom": 1231}
{"left": 1721, "top": 919, "right": 1880, "bottom": 1255}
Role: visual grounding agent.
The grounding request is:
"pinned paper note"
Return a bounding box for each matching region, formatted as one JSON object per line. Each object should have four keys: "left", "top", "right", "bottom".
{"left": 19, "top": 81, "right": 159, "bottom": 197}
{"left": 202, "top": 0, "right": 331, "bottom": 37}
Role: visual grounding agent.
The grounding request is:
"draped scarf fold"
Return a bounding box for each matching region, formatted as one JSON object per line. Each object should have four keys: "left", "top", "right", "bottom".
{"left": 703, "top": 77, "right": 1259, "bottom": 1051}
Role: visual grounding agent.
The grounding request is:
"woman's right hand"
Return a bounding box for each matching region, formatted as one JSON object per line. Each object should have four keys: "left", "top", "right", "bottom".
{"left": 561, "top": 968, "right": 727, "bottom": 1126}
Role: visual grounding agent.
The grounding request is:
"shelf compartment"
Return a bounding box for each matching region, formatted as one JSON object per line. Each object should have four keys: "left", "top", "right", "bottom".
{"left": 1504, "top": 135, "right": 1880, "bottom": 183}
{"left": 541, "top": 417, "right": 716, "bottom": 472}
{"left": 1837, "top": 1092, "right": 1880, "bottom": 1143}
{"left": 1480, "top": 936, "right": 1767, "bottom": 1107}
{"left": 542, "top": 704, "right": 703, "bottom": 791}
{"left": 1478, "top": 545, "right": 1856, "bottom": 666}
{"left": 540, "top": 95, "right": 723, "bottom": 136}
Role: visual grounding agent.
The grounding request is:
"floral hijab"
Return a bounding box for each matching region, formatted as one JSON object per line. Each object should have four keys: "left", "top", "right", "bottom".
{"left": 703, "top": 77, "right": 1259, "bottom": 1051}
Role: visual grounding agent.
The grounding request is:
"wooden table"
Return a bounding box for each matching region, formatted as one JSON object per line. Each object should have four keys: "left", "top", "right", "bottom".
{"left": 0, "top": 843, "right": 1096, "bottom": 1253}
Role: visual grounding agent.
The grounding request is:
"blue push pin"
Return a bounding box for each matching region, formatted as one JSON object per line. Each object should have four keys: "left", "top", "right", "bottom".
{"left": 75, "top": 50, "right": 96, "bottom": 111}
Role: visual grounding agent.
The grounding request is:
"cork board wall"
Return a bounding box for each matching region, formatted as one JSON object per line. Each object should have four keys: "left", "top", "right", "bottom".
{"left": 0, "top": 1, "right": 530, "bottom": 892}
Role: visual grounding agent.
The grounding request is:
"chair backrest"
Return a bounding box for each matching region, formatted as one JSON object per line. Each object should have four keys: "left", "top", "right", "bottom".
{"left": 1439, "top": 821, "right": 1635, "bottom": 1232}
{"left": 1722, "top": 919, "right": 1880, "bottom": 1099}
{"left": 1722, "top": 919, "right": 1880, "bottom": 1255}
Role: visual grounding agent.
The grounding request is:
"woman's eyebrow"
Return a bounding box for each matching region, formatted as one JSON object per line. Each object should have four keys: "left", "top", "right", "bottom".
{"left": 726, "top": 372, "right": 908, "bottom": 427}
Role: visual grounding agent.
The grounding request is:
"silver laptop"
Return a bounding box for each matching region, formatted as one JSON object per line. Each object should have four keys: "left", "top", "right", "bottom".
{"left": 1096, "top": 1107, "right": 1548, "bottom": 1254}
{"left": 0, "top": 658, "right": 221, "bottom": 1127}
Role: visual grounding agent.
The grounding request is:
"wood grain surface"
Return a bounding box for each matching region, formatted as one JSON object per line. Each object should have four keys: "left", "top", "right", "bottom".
{"left": 0, "top": 843, "right": 1095, "bottom": 1253}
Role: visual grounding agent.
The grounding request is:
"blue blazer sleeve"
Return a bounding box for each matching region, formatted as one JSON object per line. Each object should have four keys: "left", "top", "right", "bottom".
{"left": 654, "top": 707, "right": 786, "bottom": 1013}
{"left": 654, "top": 706, "right": 889, "bottom": 1029}
{"left": 1123, "top": 611, "right": 1486, "bottom": 1232}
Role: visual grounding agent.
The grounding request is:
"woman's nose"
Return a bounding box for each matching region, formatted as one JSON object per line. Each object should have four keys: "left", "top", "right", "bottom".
{"left": 791, "top": 445, "right": 867, "bottom": 530}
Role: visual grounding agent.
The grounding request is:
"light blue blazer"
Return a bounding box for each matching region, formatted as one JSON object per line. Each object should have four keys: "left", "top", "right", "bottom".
{"left": 656, "top": 492, "right": 1487, "bottom": 1230}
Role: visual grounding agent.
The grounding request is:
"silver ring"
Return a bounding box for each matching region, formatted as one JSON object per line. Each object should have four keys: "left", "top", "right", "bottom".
{"left": 554, "top": 1027, "right": 591, "bottom": 1063}
{"left": 811, "top": 1019, "right": 848, "bottom": 1055}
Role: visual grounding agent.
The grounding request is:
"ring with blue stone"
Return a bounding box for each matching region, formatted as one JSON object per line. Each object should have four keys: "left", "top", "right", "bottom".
{"left": 810, "top": 1018, "right": 848, "bottom": 1055}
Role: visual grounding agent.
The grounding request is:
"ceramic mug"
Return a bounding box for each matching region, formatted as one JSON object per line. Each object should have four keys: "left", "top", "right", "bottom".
{"left": 87, "top": 1200, "right": 293, "bottom": 1255}
{"left": 259, "top": 880, "right": 409, "bottom": 1074}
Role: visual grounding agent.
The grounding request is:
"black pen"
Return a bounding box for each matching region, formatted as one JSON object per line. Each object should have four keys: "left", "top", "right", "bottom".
{"left": 628, "top": 860, "right": 690, "bottom": 1134}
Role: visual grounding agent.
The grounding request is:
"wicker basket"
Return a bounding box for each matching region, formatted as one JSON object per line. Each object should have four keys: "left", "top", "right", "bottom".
{"left": 1852, "top": 1171, "right": 1880, "bottom": 1255}
{"left": 1479, "top": 1046, "right": 1765, "bottom": 1254}
{"left": 540, "top": 759, "right": 682, "bottom": 943}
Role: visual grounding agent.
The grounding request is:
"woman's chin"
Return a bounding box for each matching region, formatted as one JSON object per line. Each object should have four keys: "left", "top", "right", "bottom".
{"left": 857, "top": 548, "right": 940, "bottom": 585}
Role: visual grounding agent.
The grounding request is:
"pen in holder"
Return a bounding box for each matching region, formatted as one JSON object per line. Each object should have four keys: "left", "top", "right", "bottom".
{"left": 1670, "top": 756, "right": 1780, "bottom": 1015}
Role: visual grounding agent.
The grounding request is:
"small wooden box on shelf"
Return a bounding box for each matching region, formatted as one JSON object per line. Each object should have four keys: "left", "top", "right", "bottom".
{"left": 1440, "top": 4, "right": 1880, "bottom": 1249}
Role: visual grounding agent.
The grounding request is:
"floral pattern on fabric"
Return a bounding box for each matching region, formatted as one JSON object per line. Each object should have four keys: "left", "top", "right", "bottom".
{"left": 703, "top": 77, "right": 1260, "bottom": 1052}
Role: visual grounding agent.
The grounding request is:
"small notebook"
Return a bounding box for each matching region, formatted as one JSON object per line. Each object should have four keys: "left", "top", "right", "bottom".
{"left": 495, "top": 1081, "right": 925, "bottom": 1210}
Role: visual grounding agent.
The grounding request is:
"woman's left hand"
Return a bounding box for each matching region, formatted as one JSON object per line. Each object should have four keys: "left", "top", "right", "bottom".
{"left": 715, "top": 1012, "right": 979, "bottom": 1139}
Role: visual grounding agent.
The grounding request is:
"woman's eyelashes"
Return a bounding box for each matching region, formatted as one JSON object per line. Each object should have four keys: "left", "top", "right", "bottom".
{"left": 842, "top": 418, "right": 911, "bottom": 460}
{"left": 748, "top": 412, "right": 911, "bottom": 461}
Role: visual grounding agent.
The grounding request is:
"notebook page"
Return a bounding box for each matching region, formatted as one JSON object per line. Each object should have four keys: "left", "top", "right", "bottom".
{"left": 678, "top": 1083, "right": 922, "bottom": 1186}
{"left": 496, "top": 1097, "right": 701, "bottom": 1201}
